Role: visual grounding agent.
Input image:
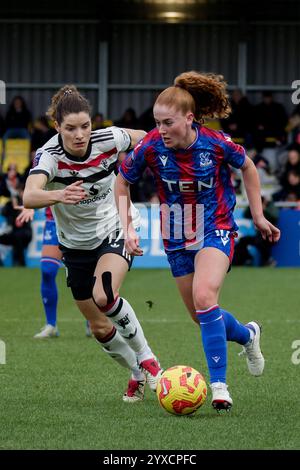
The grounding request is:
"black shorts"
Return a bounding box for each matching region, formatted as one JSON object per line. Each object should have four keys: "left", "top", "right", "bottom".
{"left": 59, "top": 231, "right": 133, "bottom": 300}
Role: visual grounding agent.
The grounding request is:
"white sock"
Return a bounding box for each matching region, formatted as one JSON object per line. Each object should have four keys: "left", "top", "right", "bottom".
{"left": 97, "top": 328, "right": 139, "bottom": 374}
{"left": 104, "top": 297, "right": 153, "bottom": 358}
{"left": 136, "top": 344, "right": 154, "bottom": 363}
{"left": 131, "top": 368, "right": 145, "bottom": 382}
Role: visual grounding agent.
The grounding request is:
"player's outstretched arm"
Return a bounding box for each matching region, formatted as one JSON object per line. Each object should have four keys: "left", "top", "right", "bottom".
{"left": 115, "top": 173, "right": 143, "bottom": 256}
{"left": 241, "top": 156, "right": 281, "bottom": 243}
{"left": 23, "top": 174, "right": 87, "bottom": 209}
{"left": 122, "top": 129, "right": 147, "bottom": 149}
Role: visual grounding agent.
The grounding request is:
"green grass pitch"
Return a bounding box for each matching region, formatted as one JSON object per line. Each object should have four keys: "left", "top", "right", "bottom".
{"left": 0, "top": 267, "right": 300, "bottom": 450}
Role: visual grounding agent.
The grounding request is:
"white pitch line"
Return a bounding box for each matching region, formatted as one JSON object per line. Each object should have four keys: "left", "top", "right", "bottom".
{"left": 0, "top": 317, "right": 190, "bottom": 324}
{"left": 1, "top": 318, "right": 300, "bottom": 324}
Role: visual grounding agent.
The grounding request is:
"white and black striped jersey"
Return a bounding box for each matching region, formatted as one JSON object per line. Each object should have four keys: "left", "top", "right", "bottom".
{"left": 30, "top": 127, "right": 140, "bottom": 250}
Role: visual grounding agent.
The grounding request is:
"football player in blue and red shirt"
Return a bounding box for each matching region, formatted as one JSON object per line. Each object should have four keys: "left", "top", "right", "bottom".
{"left": 115, "top": 71, "right": 281, "bottom": 411}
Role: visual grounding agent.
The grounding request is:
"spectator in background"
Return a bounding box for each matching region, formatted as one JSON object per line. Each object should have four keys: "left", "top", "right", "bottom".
{"left": 20, "top": 116, "right": 58, "bottom": 181}
{"left": 277, "top": 143, "right": 300, "bottom": 182}
{"left": 31, "top": 116, "right": 57, "bottom": 154}
{"left": 92, "top": 112, "right": 105, "bottom": 129}
{"left": 273, "top": 144, "right": 300, "bottom": 201}
{"left": 286, "top": 104, "right": 300, "bottom": 145}
{"left": 253, "top": 91, "right": 288, "bottom": 149}
{"left": 138, "top": 106, "right": 156, "bottom": 132}
{"left": 0, "top": 181, "right": 32, "bottom": 266}
{"left": 284, "top": 191, "right": 300, "bottom": 209}
{"left": 3, "top": 95, "right": 32, "bottom": 140}
{"left": 138, "top": 92, "right": 160, "bottom": 132}
{"left": 115, "top": 107, "right": 139, "bottom": 129}
{"left": 233, "top": 196, "right": 279, "bottom": 267}
{"left": 221, "top": 88, "right": 254, "bottom": 148}
{"left": 92, "top": 112, "right": 113, "bottom": 130}
{"left": 273, "top": 170, "right": 300, "bottom": 202}
{"left": 116, "top": 103, "right": 158, "bottom": 203}
{"left": 247, "top": 147, "right": 279, "bottom": 197}
{"left": 0, "top": 163, "right": 22, "bottom": 198}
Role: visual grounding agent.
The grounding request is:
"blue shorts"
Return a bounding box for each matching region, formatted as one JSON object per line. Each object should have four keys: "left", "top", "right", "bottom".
{"left": 43, "top": 220, "right": 59, "bottom": 246}
{"left": 166, "top": 230, "right": 236, "bottom": 278}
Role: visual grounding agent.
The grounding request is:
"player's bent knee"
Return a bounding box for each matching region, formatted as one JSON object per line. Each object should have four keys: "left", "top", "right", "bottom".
{"left": 92, "top": 291, "right": 110, "bottom": 309}
{"left": 92, "top": 272, "right": 118, "bottom": 310}
{"left": 193, "top": 289, "right": 217, "bottom": 311}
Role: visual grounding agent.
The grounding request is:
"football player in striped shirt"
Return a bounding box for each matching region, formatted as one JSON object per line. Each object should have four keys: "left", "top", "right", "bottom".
{"left": 115, "top": 71, "right": 281, "bottom": 411}
{"left": 23, "top": 85, "right": 162, "bottom": 402}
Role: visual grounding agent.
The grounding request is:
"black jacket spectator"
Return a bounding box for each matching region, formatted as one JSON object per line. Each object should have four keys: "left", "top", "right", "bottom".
{"left": 253, "top": 91, "right": 288, "bottom": 147}
{"left": 31, "top": 116, "right": 57, "bottom": 153}
{"left": 233, "top": 197, "right": 279, "bottom": 266}
{"left": 115, "top": 107, "right": 139, "bottom": 129}
{"left": 5, "top": 96, "right": 32, "bottom": 132}
{"left": 221, "top": 89, "right": 254, "bottom": 146}
{"left": 0, "top": 185, "right": 32, "bottom": 266}
{"left": 138, "top": 106, "right": 156, "bottom": 132}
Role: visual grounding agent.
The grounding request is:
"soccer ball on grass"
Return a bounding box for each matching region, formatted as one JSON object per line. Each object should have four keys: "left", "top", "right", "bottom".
{"left": 156, "top": 365, "right": 207, "bottom": 415}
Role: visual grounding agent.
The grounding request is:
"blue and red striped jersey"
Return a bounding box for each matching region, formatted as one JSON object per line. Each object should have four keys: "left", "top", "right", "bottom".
{"left": 119, "top": 123, "right": 246, "bottom": 252}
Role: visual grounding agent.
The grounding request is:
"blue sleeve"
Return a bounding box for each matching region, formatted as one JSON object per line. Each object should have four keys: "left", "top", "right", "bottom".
{"left": 119, "top": 140, "right": 147, "bottom": 184}
{"left": 220, "top": 132, "right": 246, "bottom": 169}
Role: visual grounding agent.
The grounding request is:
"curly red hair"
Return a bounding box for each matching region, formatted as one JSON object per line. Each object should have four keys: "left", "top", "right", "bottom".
{"left": 155, "top": 71, "right": 231, "bottom": 123}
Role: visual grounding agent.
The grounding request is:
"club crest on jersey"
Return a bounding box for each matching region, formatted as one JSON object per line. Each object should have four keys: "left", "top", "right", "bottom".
{"left": 101, "top": 159, "right": 109, "bottom": 170}
{"left": 199, "top": 152, "right": 213, "bottom": 167}
{"left": 199, "top": 152, "right": 213, "bottom": 166}
{"left": 158, "top": 154, "right": 168, "bottom": 167}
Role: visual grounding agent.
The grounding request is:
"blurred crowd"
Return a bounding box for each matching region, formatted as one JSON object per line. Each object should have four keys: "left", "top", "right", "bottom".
{"left": 1, "top": 90, "right": 300, "bottom": 266}
{"left": 2, "top": 90, "right": 300, "bottom": 205}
